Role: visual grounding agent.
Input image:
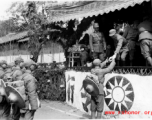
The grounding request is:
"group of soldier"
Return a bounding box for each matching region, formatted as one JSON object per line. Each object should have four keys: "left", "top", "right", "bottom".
{"left": 0, "top": 57, "right": 40, "bottom": 120}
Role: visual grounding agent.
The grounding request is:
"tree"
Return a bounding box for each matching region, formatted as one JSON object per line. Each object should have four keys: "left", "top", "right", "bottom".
{"left": 6, "top": 1, "right": 95, "bottom": 65}
{"left": 18, "top": 1, "right": 49, "bottom": 62}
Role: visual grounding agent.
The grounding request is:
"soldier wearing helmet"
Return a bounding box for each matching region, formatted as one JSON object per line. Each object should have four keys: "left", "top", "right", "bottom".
{"left": 3, "top": 62, "right": 15, "bottom": 82}
{"left": 20, "top": 61, "right": 40, "bottom": 120}
{"left": 82, "top": 56, "right": 116, "bottom": 119}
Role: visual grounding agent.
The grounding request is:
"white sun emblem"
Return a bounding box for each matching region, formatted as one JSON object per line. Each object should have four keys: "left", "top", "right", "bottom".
{"left": 104, "top": 76, "right": 134, "bottom": 112}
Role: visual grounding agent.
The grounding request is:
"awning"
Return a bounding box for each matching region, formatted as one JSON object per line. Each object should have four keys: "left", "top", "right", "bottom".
{"left": 46, "top": 0, "right": 150, "bottom": 22}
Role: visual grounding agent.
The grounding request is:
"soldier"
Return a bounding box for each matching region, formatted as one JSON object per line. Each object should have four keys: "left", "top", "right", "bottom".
{"left": 89, "top": 22, "right": 106, "bottom": 61}
{"left": 91, "top": 57, "right": 116, "bottom": 119}
{"left": 0, "top": 80, "right": 11, "bottom": 120}
{"left": 29, "top": 61, "right": 37, "bottom": 74}
{"left": 122, "top": 21, "right": 139, "bottom": 66}
{"left": 3, "top": 63, "right": 13, "bottom": 82}
{"left": 20, "top": 61, "right": 40, "bottom": 120}
{"left": 82, "top": 54, "right": 116, "bottom": 119}
{"left": 1, "top": 60, "right": 7, "bottom": 72}
{"left": 138, "top": 16, "right": 152, "bottom": 66}
{"left": 109, "top": 29, "right": 128, "bottom": 66}
{"left": 82, "top": 58, "right": 111, "bottom": 112}
{"left": 0, "top": 60, "right": 6, "bottom": 79}
{"left": 12, "top": 57, "right": 24, "bottom": 81}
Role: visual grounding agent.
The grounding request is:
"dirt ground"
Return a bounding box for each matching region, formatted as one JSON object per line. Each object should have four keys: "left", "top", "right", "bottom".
{"left": 34, "top": 100, "right": 90, "bottom": 119}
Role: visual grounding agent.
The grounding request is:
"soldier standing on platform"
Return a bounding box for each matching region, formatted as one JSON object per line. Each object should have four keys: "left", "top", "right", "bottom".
{"left": 89, "top": 22, "right": 106, "bottom": 61}
{"left": 109, "top": 29, "right": 128, "bottom": 66}
{"left": 20, "top": 61, "right": 40, "bottom": 120}
{"left": 138, "top": 16, "right": 152, "bottom": 66}
{"left": 122, "top": 21, "right": 139, "bottom": 66}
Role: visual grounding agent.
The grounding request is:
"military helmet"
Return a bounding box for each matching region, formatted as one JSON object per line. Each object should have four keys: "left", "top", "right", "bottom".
{"left": 93, "top": 59, "right": 101, "bottom": 66}
{"left": 14, "top": 57, "right": 24, "bottom": 63}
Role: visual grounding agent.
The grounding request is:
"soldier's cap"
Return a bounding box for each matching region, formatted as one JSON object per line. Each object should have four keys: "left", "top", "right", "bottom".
{"left": 14, "top": 57, "right": 24, "bottom": 62}
{"left": 109, "top": 29, "right": 116, "bottom": 37}
{"left": 0, "top": 60, "right": 7, "bottom": 65}
{"left": 20, "top": 60, "right": 37, "bottom": 68}
{"left": 93, "top": 59, "right": 101, "bottom": 66}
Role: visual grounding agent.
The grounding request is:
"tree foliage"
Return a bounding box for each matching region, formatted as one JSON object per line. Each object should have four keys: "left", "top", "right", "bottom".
{"left": 5, "top": 1, "right": 95, "bottom": 64}
{"left": 20, "top": 1, "right": 50, "bottom": 62}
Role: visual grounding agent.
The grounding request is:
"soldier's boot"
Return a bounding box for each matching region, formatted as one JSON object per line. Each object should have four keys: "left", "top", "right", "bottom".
{"left": 82, "top": 97, "right": 91, "bottom": 112}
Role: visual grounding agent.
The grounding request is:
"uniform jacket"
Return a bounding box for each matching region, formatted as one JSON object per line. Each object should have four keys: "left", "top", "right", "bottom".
{"left": 89, "top": 31, "right": 106, "bottom": 53}
{"left": 22, "top": 70, "right": 40, "bottom": 110}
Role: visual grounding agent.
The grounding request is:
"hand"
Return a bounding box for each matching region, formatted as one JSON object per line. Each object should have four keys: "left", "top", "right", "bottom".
{"left": 105, "top": 58, "right": 110, "bottom": 63}
{"left": 109, "top": 53, "right": 117, "bottom": 61}
{"left": 91, "top": 49, "right": 94, "bottom": 52}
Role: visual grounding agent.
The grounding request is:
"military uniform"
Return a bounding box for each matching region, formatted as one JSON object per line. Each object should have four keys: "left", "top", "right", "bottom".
{"left": 20, "top": 62, "right": 40, "bottom": 120}
{"left": 123, "top": 25, "right": 138, "bottom": 64}
{"left": 138, "top": 20, "right": 152, "bottom": 65}
{"left": 90, "top": 59, "right": 116, "bottom": 112}
{"left": 89, "top": 31, "right": 106, "bottom": 61}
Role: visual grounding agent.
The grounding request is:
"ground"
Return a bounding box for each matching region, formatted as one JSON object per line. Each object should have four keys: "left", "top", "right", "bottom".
{"left": 34, "top": 100, "right": 90, "bottom": 119}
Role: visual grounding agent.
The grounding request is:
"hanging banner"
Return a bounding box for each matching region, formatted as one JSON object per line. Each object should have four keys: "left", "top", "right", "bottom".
{"left": 65, "top": 70, "right": 152, "bottom": 119}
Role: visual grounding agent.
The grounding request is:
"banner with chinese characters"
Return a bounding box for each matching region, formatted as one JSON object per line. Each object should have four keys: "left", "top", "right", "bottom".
{"left": 65, "top": 70, "right": 152, "bottom": 119}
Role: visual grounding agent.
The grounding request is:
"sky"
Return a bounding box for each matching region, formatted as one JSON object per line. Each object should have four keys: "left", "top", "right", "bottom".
{"left": 0, "top": 0, "right": 77, "bottom": 20}
{"left": 0, "top": 1, "right": 13, "bottom": 20}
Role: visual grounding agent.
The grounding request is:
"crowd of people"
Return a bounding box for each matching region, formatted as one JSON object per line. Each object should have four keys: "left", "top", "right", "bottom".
{"left": 79, "top": 15, "right": 152, "bottom": 67}
{"left": 0, "top": 57, "right": 40, "bottom": 120}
